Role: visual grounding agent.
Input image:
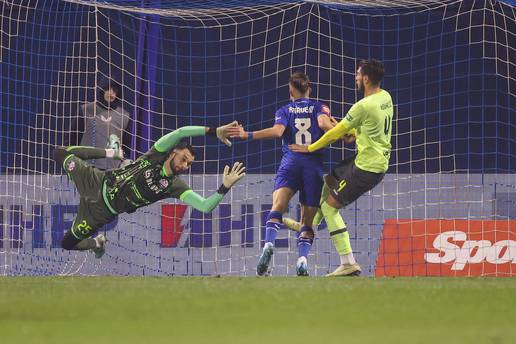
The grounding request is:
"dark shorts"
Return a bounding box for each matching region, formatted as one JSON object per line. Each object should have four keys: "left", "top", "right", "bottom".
{"left": 62, "top": 155, "right": 116, "bottom": 240}
{"left": 274, "top": 155, "right": 324, "bottom": 207}
{"left": 325, "top": 155, "right": 385, "bottom": 207}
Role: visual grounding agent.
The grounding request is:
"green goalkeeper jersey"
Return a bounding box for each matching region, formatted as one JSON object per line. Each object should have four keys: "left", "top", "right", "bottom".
{"left": 100, "top": 126, "right": 212, "bottom": 215}
{"left": 342, "top": 89, "right": 393, "bottom": 173}
{"left": 102, "top": 148, "right": 191, "bottom": 214}
{"left": 100, "top": 125, "right": 228, "bottom": 215}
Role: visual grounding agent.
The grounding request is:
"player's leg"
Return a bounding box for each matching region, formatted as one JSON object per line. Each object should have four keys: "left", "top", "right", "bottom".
{"left": 295, "top": 204, "right": 317, "bottom": 276}
{"left": 108, "top": 134, "right": 133, "bottom": 168}
{"left": 61, "top": 200, "right": 109, "bottom": 258}
{"left": 54, "top": 145, "right": 122, "bottom": 164}
{"left": 323, "top": 162, "right": 385, "bottom": 276}
{"left": 313, "top": 180, "right": 330, "bottom": 225}
{"left": 257, "top": 157, "right": 302, "bottom": 276}
{"left": 57, "top": 152, "right": 116, "bottom": 259}
{"left": 267, "top": 187, "right": 295, "bottom": 242}
{"left": 293, "top": 165, "right": 323, "bottom": 276}
{"left": 53, "top": 145, "right": 109, "bottom": 203}
{"left": 62, "top": 230, "right": 106, "bottom": 255}
{"left": 320, "top": 157, "right": 360, "bottom": 276}
{"left": 282, "top": 178, "right": 328, "bottom": 232}
{"left": 321, "top": 190, "right": 360, "bottom": 276}
{"left": 257, "top": 186, "right": 296, "bottom": 276}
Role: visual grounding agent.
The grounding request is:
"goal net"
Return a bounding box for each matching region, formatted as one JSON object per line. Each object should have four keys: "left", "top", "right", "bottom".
{"left": 1, "top": 0, "right": 514, "bottom": 276}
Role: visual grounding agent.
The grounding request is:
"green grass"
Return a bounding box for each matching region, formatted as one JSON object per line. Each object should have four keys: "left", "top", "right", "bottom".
{"left": 0, "top": 277, "right": 515, "bottom": 344}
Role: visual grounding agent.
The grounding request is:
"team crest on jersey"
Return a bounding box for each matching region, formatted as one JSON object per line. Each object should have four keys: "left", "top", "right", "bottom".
{"left": 159, "top": 179, "right": 169, "bottom": 189}
{"left": 66, "top": 160, "right": 75, "bottom": 172}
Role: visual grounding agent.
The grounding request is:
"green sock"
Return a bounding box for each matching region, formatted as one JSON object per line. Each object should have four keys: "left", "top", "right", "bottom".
{"left": 321, "top": 201, "right": 352, "bottom": 255}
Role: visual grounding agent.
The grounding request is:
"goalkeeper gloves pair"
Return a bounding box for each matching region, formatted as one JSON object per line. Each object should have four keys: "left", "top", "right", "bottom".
{"left": 209, "top": 121, "right": 246, "bottom": 194}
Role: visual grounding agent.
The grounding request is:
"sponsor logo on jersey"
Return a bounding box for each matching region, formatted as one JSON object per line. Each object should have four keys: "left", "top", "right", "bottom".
{"left": 376, "top": 219, "right": 516, "bottom": 277}
{"left": 159, "top": 179, "right": 169, "bottom": 189}
{"left": 66, "top": 160, "right": 75, "bottom": 172}
{"left": 144, "top": 168, "right": 162, "bottom": 194}
{"left": 380, "top": 101, "right": 392, "bottom": 110}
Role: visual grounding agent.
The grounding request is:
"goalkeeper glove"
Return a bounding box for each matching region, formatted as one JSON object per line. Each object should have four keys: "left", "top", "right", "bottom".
{"left": 216, "top": 121, "right": 239, "bottom": 146}
{"left": 217, "top": 162, "right": 246, "bottom": 194}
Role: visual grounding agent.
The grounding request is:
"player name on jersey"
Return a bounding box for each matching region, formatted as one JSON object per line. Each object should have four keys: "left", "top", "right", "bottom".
{"left": 288, "top": 105, "right": 315, "bottom": 114}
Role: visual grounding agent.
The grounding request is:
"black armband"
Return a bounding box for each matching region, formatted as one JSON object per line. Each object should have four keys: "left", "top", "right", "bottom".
{"left": 206, "top": 127, "right": 217, "bottom": 137}
{"left": 217, "top": 184, "right": 230, "bottom": 195}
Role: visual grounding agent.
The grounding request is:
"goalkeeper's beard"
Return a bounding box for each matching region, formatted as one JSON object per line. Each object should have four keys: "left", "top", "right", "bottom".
{"left": 169, "top": 156, "right": 184, "bottom": 175}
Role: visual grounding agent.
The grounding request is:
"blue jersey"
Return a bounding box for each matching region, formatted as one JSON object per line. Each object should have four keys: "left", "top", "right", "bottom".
{"left": 274, "top": 98, "right": 330, "bottom": 158}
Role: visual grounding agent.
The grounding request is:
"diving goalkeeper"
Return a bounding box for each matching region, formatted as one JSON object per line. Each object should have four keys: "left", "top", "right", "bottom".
{"left": 53, "top": 122, "right": 245, "bottom": 259}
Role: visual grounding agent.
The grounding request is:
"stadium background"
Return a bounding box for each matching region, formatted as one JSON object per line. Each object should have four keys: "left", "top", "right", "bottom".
{"left": 0, "top": 0, "right": 515, "bottom": 276}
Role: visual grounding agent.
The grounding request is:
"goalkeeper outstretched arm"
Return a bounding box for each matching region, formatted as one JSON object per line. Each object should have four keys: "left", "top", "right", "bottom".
{"left": 154, "top": 121, "right": 238, "bottom": 153}
{"left": 179, "top": 162, "right": 246, "bottom": 213}
{"left": 53, "top": 122, "right": 239, "bottom": 168}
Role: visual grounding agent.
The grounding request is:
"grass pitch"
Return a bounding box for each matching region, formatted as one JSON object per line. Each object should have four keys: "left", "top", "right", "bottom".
{"left": 0, "top": 277, "right": 515, "bottom": 344}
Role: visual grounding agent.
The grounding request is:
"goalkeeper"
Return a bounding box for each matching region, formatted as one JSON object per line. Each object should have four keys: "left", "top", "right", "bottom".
{"left": 53, "top": 122, "right": 245, "bottom": 258}
{"left": 290, "top": 59, "right": 393, "bottom": 276}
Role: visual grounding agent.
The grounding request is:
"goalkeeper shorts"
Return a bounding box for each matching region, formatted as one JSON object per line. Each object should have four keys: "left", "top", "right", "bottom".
{"left": 63, "top": 155, "right": 116, "bottom": 240}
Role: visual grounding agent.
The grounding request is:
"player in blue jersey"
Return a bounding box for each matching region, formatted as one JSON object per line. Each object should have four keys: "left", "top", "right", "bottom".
{"left": 228, "top": 72, "right": 336, "bottom": 276}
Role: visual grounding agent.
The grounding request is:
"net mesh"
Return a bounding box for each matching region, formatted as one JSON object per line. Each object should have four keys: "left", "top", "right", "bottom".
{"left": 1, "top": 0, "right": 515, "bottom": 276}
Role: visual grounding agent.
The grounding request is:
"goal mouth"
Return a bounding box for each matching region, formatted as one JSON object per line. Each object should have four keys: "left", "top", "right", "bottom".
{"left": 1, "top": 0, "right": 514, "bottom": 276}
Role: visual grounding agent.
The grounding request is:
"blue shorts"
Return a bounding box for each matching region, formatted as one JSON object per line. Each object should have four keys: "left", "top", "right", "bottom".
{"left": 274, "top": 155, "right": 325, "bottom": 207}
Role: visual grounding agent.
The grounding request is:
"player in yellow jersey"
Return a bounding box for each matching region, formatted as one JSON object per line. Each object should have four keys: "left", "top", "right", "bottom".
{"left": 290, "top": 59, "right": 393, "bottom": 276}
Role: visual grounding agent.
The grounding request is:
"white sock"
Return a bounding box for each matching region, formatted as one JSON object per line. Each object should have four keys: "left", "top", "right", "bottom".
{"left": 340, "top": 252, "right": 356, "bottom": 265}
{"left": 105, "top": 148, "right": 115, "bottom": 158}
{"left": 93, "top": 236, "right": 101, "bottom": 248}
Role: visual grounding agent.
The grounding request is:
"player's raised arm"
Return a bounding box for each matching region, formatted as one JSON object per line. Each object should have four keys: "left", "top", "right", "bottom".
{"left": 227, "top": 100, "right": 289, "bottom": 140}
{"left": 154, "top": 121, "right": 239, "bottom": 153}
{"left": 178, "top": 162, "right": 246, "bottom": 213}
{"left": 227, "top": 123, "right": 286, "bottom": 141}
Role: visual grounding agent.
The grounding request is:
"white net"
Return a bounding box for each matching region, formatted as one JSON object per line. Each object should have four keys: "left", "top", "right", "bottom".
{"left": 1, "top": 0, "right": 515, "bottom": 276}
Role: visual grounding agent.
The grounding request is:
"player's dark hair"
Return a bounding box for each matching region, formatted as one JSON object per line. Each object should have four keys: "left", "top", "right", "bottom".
{"left": 358, "top": 59, "right": 385, "bottom": 85}
{"left": 174, "top": 141, "right": 196, "bottom": 157}
{"left": 289, "top": 72, "right": 311, "bottom": 94}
